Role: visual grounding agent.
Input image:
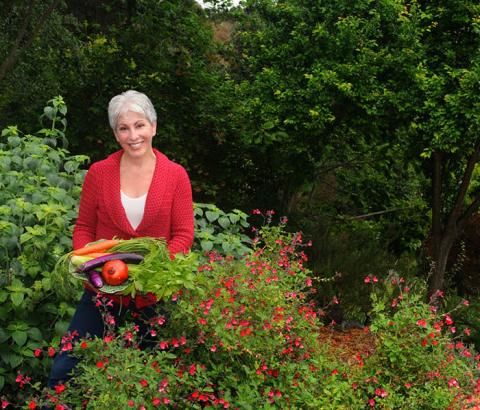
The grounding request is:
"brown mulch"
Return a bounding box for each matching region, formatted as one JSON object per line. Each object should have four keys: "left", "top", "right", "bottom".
{"left": 318, "top": 326, "right": 376, "bottom": 365}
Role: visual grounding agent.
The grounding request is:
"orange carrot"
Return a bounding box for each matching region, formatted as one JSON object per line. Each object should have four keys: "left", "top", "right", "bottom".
{"left": 83, "top": 252, "right": 112, "bottom": 258}
{"left": 73, "top": 240, "right": 120, "bottom": 256}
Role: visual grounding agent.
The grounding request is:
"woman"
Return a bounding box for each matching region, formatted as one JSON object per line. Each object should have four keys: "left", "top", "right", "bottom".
{"left": 48, "top": 90, "right": 194, "bottom": 388}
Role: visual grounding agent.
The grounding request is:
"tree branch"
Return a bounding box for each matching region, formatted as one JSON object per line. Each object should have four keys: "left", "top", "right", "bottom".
{"left": 446, "top": 140, "right": 480, "bottom": 231}
{"left": 458, "top": 193, "right": 480, "bottom": 232}
{"left": 431, "top": 150, "right": 443, "bottom": 254}
{"left": 347, "top": 206, "right": 414, "bottom": 220}
{"left": 0, "top": 0, "right": 59, "bottom": 83}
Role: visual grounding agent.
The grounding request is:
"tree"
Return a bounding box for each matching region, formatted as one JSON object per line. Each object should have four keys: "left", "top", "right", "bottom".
{"left": 226, "top": 0, "right": 427, "bottom": 228}
{"left": 0, "top": 0, "right": 60, "bottom": 83}
{"left": 0, "top": 1, "right": 81, "bottom": 132}
{"left": 413, "top": 1, "right": 480, "bottom": 296}
{"left": 224, "top": 0, "right": 480, "bottom": 295}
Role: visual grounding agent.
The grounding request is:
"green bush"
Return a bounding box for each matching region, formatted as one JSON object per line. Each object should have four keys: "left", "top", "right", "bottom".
{"left": 0, "top": 98, "right": 254, "bottom": 396}
{"left": 5, "top": 221, "right": 480, "bottom": 409}
{"left": 351, "top": 275, "right": 480, "bottom": 409}
{"left": 10, "top": 221, "right": 359, "bottom": 409}
{"left": 193, "top": 202, "right": 251, "bottom": 258}
{"left": 0, "top": 97, "right": 88, "bottom": 392}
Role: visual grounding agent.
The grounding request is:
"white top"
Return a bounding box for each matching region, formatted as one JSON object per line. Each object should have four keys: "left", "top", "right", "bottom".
{"left": 120, "top": 191, "right": 147, "bottom": 230}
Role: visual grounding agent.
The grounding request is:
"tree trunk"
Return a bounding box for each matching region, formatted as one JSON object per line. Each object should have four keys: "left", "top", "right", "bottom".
{"left": 428, "top": 235, "right": 455, "bottom": 297}
{"left": 428, "top": 142, "right": 480, "bottom": 297}
{"left": 0, "top": 0, "right": 59, "bottom": 84}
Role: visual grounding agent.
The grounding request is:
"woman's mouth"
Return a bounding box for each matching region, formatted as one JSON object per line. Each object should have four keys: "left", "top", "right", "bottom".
{"left": 129, "top": 141, "right": 143, "bottom": 149}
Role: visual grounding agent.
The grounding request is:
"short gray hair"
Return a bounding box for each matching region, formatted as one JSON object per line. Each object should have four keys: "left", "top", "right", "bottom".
{"left": 108, "top": 90, "right": 157, "bottom": 129}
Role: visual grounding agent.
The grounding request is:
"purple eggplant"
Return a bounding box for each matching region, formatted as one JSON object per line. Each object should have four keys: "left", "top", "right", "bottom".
{"left": 88, "top": 270, "right": 104, "bottom": 288}
{"left": 76, "top": 252, "right": 144, "bottom": 273}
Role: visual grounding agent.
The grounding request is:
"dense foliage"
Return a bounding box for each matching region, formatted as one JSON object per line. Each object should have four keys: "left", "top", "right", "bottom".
{"left": 0, "top": 97, "right": 87, "bottom": 391}
{"left": 4, "top": 221, "right": 480, "bottom": 409}
{"left": 0, "top": 99, "right": 254, "bottom": 395}
{"left": 3, "top": 0, "right": 480, "bottom": 405}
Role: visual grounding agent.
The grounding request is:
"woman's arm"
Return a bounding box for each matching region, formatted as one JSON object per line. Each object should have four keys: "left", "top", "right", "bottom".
{"left": 167, "top": 167, "right": 194, "bottom": 256}
{"left": 72, "top": 164, "right": 99, "bottom": 249}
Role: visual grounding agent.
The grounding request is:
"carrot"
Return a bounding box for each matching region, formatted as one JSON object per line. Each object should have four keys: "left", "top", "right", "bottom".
{"left": 83, "top": 252, "right": 112, "bottom": 258}
{"left": 73, "top": 240, "right": 120, "bottom": 256}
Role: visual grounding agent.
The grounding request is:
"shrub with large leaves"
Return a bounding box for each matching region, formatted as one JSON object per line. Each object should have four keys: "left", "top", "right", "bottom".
{"left": 0, "top": 97, "right": 88, "bottom": 392}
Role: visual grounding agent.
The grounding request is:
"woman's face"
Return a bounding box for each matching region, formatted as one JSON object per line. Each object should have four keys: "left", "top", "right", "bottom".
{"left": 114, "top": 110, "right": 157, "bottom": 159}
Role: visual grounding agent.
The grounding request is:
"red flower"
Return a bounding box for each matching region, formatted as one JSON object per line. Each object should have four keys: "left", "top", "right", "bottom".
{"left": 445, "top": 314, "right": 454, "bottom": 325}
{"left": 48, "top": 347, "right": 56, "bottom": 357}
{"left": 416, "top": 319, "right": 427, "bottom": 328}
{"left": 189, "top": 364, "right": 196, "bottom": 376}
{"left": 96, "top": 361, "right": 104, "bottom": 368}
{"left": 1, "top": 401, "right": 10, "bottom": 409}
{"left": 140, "top": 379, "right": 149, "bottom": 388}
{"left": 159, "top": 341, "right": 169, "bottom": 350}
{"left": 55, "top": 384, "right": 66, "bottom": 394}
{"left": 448, "top": 378, "right": 460, "bottom": 388}
{"left": 80, "top": 341, "right": 88, "bottom": 349}
{"left": 375, "top": 387, "right": 388, "bottom": 398}
{"left": 34, "top": 348, "right": 42, "bottom": 357}
{"left": 28, "top": 401, "right": 36, "bottom": 410}
{"left": 127, "top": 400, "right": 135, "bottom": 407}
{"left": 152, "top": 397, "right": 161, "bottom": 407}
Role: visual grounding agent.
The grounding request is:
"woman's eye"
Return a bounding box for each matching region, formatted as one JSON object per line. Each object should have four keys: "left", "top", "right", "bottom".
{"left": 136, "top": 123, "right": 145, "bottom": 128}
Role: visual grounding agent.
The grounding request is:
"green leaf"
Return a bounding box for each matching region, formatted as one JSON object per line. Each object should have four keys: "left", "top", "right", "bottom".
{"left": 12, "top": 331, "right": 27, "bottom": 347}
{"left": 54, "top": 321, "right": 70, "bottom": 337}
{"left": 7, "top": 353, "right": 23, "bottom": 369}
{"left": 201, "top": 240, "right": 214, "bottom": 252}
{"left": 218, "top": 216, "right": 231, "bottom": 229}
{"left": 7, "top": 136, "right": 21, "bottom": 147}
{"left": 27, "top": 327, "right": 43, "bottom": 341}
{"left": 229, "top": 214, "right": 240, "bottom": 224}
{"left": 10, "top": 292, "right": 24, "bottom": 307}
{"left": 0, "top": 328, "right": 8, "bottom": 343}
{"left": 205, "top": 211, "right": 220, "bottom": 222}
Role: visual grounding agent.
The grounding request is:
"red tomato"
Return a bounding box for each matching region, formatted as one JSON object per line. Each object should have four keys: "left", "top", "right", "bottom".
{"left": 101, "top": 260, "right": 129, "bottom": 285}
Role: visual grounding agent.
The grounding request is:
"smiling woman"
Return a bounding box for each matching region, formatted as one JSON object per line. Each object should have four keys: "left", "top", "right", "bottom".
{"left": 47, "top": 89, "right": 195, "bottom": 390}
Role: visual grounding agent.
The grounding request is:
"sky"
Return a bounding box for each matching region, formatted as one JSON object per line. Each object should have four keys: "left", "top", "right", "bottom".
{"left": 196, "top": 0, "right": 241, "bottom": 8}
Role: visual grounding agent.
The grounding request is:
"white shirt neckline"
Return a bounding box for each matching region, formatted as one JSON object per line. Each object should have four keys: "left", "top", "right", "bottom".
{"left": 120, "top": 191, "right": 147, "bottom": 230}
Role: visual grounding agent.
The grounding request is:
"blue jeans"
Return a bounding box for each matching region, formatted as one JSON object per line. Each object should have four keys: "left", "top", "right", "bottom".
{"left": 48, "top": 290, "right": 160, "bottom": 388}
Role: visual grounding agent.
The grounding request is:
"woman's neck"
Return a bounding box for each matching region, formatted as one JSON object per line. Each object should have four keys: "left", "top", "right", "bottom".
{"left": 120, "top": 149, "right": 156, "bottom": 169}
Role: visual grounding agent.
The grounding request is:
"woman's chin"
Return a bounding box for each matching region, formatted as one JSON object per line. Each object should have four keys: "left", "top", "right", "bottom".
{"left": 123, "top": 145, "right": 152, "bottom": 158}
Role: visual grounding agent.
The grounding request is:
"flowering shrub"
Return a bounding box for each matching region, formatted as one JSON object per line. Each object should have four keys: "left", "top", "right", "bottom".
{"left": 351, "top": 275, "right": 480, "bottom": 409}
{"left": 3, "top": 219, "right": 480, "bottom": 409}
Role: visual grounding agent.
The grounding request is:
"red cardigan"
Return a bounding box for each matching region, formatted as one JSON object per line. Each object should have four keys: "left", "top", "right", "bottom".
{"left": 73, "top": 149, "right": 194, "bottom": 256}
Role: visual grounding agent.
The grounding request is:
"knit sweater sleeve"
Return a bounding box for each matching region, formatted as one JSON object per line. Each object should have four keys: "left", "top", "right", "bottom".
{"left": 72, "top": 164, "right": 99, "bottom": 250}
{"left": 168, "top": 165, "right": 194, "bottom": 255}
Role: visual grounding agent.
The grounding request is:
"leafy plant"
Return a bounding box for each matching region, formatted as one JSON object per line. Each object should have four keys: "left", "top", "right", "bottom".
{"left": 352, "top": 274, "right": 480, "bottom": 409}
{"left": 0, "top": 97, "right": 88, "bottom": 392}
{"left": 4, "top": 222, "right": 480, "bottom": 409}
{"left": 193, "top": 202, "right": 251, "bottom": 258}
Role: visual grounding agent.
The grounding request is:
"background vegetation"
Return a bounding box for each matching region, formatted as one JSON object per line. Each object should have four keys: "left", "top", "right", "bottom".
{"left": 2, "top": 0, "right": 480, "bottom": 403}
